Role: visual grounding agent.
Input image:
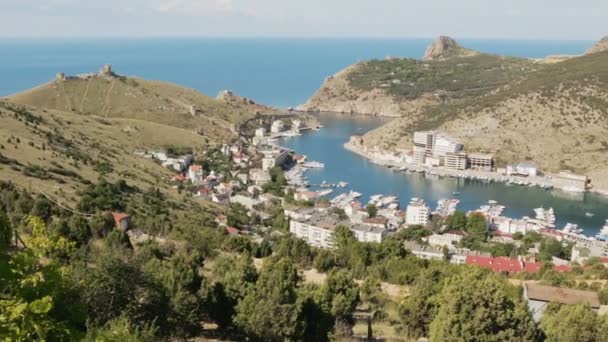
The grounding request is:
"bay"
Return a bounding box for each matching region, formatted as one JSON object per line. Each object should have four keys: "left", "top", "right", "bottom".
{"left": 281, "top": 114, "right": 608, "bottom": 236}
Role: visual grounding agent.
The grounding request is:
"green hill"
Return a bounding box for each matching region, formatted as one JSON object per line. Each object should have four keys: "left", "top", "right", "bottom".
{"left": 6, "top": 67, "right": 278, "bottom": 142}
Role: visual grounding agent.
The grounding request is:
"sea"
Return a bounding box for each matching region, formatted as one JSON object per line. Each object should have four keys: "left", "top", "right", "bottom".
{"left": 1, "top": 37, "right": 606, "bottom": 235}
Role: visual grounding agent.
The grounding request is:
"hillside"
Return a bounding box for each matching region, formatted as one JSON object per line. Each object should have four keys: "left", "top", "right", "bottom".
{"left": 0, "top": 100, "right": 215, "bottom": 207}
{"left": 6, "top": 66, "right": 280, "bottom": 142}
{"left": 298, "top": 36, "right": 540, "bottom": 116}
{"left": 363, "top": 50, "right": 608, "bottom": 190}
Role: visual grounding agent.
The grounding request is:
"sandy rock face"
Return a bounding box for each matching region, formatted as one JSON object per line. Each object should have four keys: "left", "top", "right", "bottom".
{"left": 423, "top": 36, "right": 461, "bottom": 60}
{"left": 586, "top": 35, "right": 608, "bottom": 55}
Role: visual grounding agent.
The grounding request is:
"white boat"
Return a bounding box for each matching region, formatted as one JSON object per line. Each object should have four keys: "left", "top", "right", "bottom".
{"left": 585, "top": 212, "right": 595, "bottom": 218}
{"left": 302, "top": 161, "right": 325, "bottom": 169}
{"left": 452, "top": 191, "right": 461, "bottom": 195}
{"left": 336, "top": 181, "right": 349, "bottom": 188}
{"left": 595, "top": 220, "right": 608, "bottom": 241}
{"left": 562, "top": 223, "right": 583, "bottom": 235}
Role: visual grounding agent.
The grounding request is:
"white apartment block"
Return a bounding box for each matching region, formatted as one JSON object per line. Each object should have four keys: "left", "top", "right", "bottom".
{"left": 289, "top": 220, "right": 335, "bottom": 249}
{"left": 413, "top": 131, "right": 463, "bottom": 166}
{"left": 406, "top": 198, "right": 430, "bottom": 226}
{"left": 271, "top": 120, "right": 285, "bottom": 133}
{"left": 351, "top": 225, "right": 386, "bottom": 243}
{"left": 261, "top": 148, "right": 290, "bottom": 171}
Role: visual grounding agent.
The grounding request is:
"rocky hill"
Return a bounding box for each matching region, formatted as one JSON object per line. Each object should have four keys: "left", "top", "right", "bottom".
{"left": 6, "top": 66, "right": 279, "bottom": 142}
{"left": 587, "top": 35, "right": 608, "bottom": 55}
{"left": 423, "top": 35, "right": 478, "bottom": 60}
{"left": 301, "top": 35, "right": 608, "bottom": 191}
{"left": 298, "top": 36, "right": 539, "bottom": 116}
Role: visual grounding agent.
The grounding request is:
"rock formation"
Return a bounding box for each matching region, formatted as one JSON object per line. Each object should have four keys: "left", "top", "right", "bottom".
{"left": 586, "top": 35, "right": 608, "bottom": 55}
{"left": 423, "top": 36, "right": 473, "bottom": 60}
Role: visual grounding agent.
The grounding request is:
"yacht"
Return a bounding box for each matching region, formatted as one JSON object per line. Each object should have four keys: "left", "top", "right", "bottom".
{"left": 585, "top": 212, "right": 595, "bottom": 218}
{"left": 595, "top": 220, "right": 608, "bottom": 241}
{"left": 562, "top": 223, "right": 583, "bottom": 235}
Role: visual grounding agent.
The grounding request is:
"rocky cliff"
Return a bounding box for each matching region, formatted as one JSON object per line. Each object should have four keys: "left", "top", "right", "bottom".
{"left": 587, "top": 35, "right": 608, "bottom": 55}
{"left": 423, "top": 36, "right": 477, "bottom": 60}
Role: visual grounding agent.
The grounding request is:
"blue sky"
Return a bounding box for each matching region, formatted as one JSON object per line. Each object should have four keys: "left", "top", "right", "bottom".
{"left": 1, "top": 0, "right": 606, "bottom": 39}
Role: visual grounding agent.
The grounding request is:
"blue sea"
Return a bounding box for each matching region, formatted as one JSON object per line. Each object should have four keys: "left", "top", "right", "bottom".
{"left": 2, "top": 37, "right": 606, "bottom": 234}
{"left": 0, "top": 38, "right": 594, "bottom": 107}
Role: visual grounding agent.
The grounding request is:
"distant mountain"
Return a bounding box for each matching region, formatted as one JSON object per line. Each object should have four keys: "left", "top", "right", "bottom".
{"left": 300, "top": 36, "right": 608, "bottom": 191}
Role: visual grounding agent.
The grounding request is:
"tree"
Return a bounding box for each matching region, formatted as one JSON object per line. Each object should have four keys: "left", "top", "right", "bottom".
{"left": 465, "top": 212, "right": 487, "bottom": 241}
{"left": 445, "top": 211, "right": 467, "bottom": 231}
{"left": 399, "top": 269, "right": 444, "bottom": 339}
{"left": 67, "top": 215, "right": 92, "bottom": 246}
{"left": 0, "top": 216, "right": 82, "bottom": 341}
{"left": 90, "top": 212, "right": 116, "bottom": 238}
{"left": 366, "top": 204, "right": 378, "bottom": 218}
{"left": 540, "top": 304, "right": 603, "bottom": 342}
{"left": 234, "top": 258, "right": 302, "bottom": 341}
{"left": 84, "top": 315, "right": 158, "bottom": 342}
{"left": 429, "top": 269, "right": 536, "bottom": 341}
{"left": 227, "top": 203, "right": 250, "bottom": 228}
{"left": 0, "top": 209, "right": 12, "bottom": 250}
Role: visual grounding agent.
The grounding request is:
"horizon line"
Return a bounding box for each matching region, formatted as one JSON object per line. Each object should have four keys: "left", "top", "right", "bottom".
{"left": 0, "top": 35, "right": 597, "bottom": 42}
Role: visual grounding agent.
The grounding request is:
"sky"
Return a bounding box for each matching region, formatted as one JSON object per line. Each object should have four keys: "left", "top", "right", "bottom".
{"left": 0, "top": 0, "right": 606, "bottom": 39}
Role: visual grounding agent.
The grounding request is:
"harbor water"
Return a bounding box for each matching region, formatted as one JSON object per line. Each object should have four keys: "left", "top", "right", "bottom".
{"left": 281, "top": 114, "right": 608, "bottom": 236}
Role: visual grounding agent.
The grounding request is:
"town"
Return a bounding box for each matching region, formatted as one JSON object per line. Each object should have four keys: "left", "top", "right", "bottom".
{"left": 347, "top": 130, "right": 590, "bottom": 193}
{"left": 137, "top": 120, "right": 608, "bottom": 281}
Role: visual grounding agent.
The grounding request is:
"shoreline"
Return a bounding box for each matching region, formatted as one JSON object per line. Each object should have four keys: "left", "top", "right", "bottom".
{"left": 344, "top": 141, "right": 608, "bottom": 198}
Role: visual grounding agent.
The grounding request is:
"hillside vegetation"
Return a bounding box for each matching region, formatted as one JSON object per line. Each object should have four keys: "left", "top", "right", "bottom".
{"left": 0, "top": 100, "right": 211, "bottom": 206}
{"left": 7, "top": 72, "right": 277, "bottom": 142}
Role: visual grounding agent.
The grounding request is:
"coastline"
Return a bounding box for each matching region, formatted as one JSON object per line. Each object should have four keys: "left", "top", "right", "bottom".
{"left": 344, "top": 141, "right": 608, "bottom": 197}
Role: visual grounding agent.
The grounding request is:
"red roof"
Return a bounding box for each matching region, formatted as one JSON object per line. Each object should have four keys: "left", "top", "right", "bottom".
{"left": 112, "top": 212, "right": 129, "bottom": 225}
{"left": 226, "top": 226, "right": 240, "bottom": 235}
{"left": 466, "top": 255, "right": 572, "bottom": 274}
{"left": 363, "top": 216, "right": 389, "bottom": 225}
{"left": 172, "top": 174, "right": 186, "bottom": 182}
{"left": 189, "top": 164, "right": 203, "bottom": 172}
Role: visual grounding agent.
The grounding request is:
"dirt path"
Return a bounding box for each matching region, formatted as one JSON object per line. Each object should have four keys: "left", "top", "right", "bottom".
{"left": 79, "top": 78, "right": 92, "bottom": 112}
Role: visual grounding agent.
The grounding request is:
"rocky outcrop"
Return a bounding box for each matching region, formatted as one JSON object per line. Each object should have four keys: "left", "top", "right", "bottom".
{"left": 586, "top": 35, "right": 608, "bottom": 55}
{"left": 423, "top": 36, "right": 476, "bottom": 60}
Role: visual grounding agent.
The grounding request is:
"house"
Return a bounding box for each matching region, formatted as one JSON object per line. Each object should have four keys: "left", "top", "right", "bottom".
{"left": 230, "top": 194, "right": 261, "bottom": 210}
{"left": 112, "top": 212, "right": 130, "bottom": 231}
{"left": 465, "top": 255, "right": 571, "bottom": 274}
{"left": 294, "top": 190, "right": 319, "bottom": 202}
{"left": 250, "top": 168, "right": 271, "bottom": 186}
{"left": 171, "top": 174, "right": 187, "bottom": 183}
{"left": 523, "top": 283, "right": 600, "bottom": 322}
{"left": 187, "top": 164, "right": 204, "bottom": 184}
{"left": 427, "top": 231, "right": 466, "bottom": 248}
{"left": 507, "top": 162, "right": 538, "bottom": 177}
{"left": 362, "top": 216, "right": 389, "bottom": 229}
{"left": 255, "top": 127, "right": 266, "bottom": 137}
{"left": 271, "top": 120, "right": 285, "bottom": 133}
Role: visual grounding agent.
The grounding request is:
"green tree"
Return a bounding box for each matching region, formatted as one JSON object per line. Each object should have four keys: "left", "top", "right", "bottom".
{"left": 540, "top": 304, "right": 603, "bottom": 342}
{"left": 90, "top": 212, "right": 116, "bottom": 238}
{"left": 84, "top": 315, "right": 158, "bottom": 342}
{"left": 234, "top": 258, "right": 302, "bottom": 341}
{"left": 366, "top": 204, "right": 378, "bottom": 218}
{"left": 227, "top": 203, "right": 250, "bottom": 228}
{"left": 465, "top": 212, "right": 487, "bottom": 241}
{"left": 399, "top": 268, "right": 444, "bottom": 338}
{"left": 429, "top": 269, "right": 536, "bottom": 341}
{"left": 446, "top": 211, "right": 467, "bottom": 231}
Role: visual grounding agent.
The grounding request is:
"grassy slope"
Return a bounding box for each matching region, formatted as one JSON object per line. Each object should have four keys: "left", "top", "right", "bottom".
{"left": 0, "top": 101, "right": 211, "bottom": 207}
{"left": 6, "top": 76, "right": 268, "bottom": 143}
{"left": 347, "top": 53, "right": 539, "bottom": 101}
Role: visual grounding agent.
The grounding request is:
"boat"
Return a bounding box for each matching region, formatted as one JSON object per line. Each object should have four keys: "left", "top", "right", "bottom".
{"left": 595, "top": 220, "right": 608, "bottom": 241}
{"left": 562, "top": 223, "right": 583, "bottom": 235}
{"left": 585, "top": 212, "right": 595, "bottom": 218}
{"left": 302, "top": 161, "right": 325, "bottom": 169}
{"left": 452, "top": 192, "right": 461, "bottom": 195}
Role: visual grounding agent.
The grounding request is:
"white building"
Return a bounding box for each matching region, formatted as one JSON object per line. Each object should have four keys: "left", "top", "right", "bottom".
{"left": 187, "top": 164, "right": 204, "bottom": 184}
{"left": 289, "top": 220, "right": 335, "bottom": 249}
{"left": 261, "top": 148, "right": 290, "bottom": 171}
{"left": 495, "top": 217, "right": 532, "bottom": 235}
{"left": 271, "top": 120, "right": 285, "bottom": 134}
{"left": 406, "top": 198, "right": 430, "bottom": 226}
{"left": 507, "top": 162, "right": 538, "bottom": 177}
{"left": 255, "top": 127, "right": 266, "bottom": 138}
{"left": 230, "top": 194, "right": 261, "bottom": 210}
{"left": 291, "top": 119, "right": 302, "bottom": 133}
{"left": 249, "top": 168, "right": 271, "bottom": 186}
{"left": 413, "top": 131, "right": 463, "bottom": 166}
{"left": 351, "top": 225, "right": 386, "bottom": 244}
{"left": 427, "top": 232, "right": 465, "bottom": 248}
